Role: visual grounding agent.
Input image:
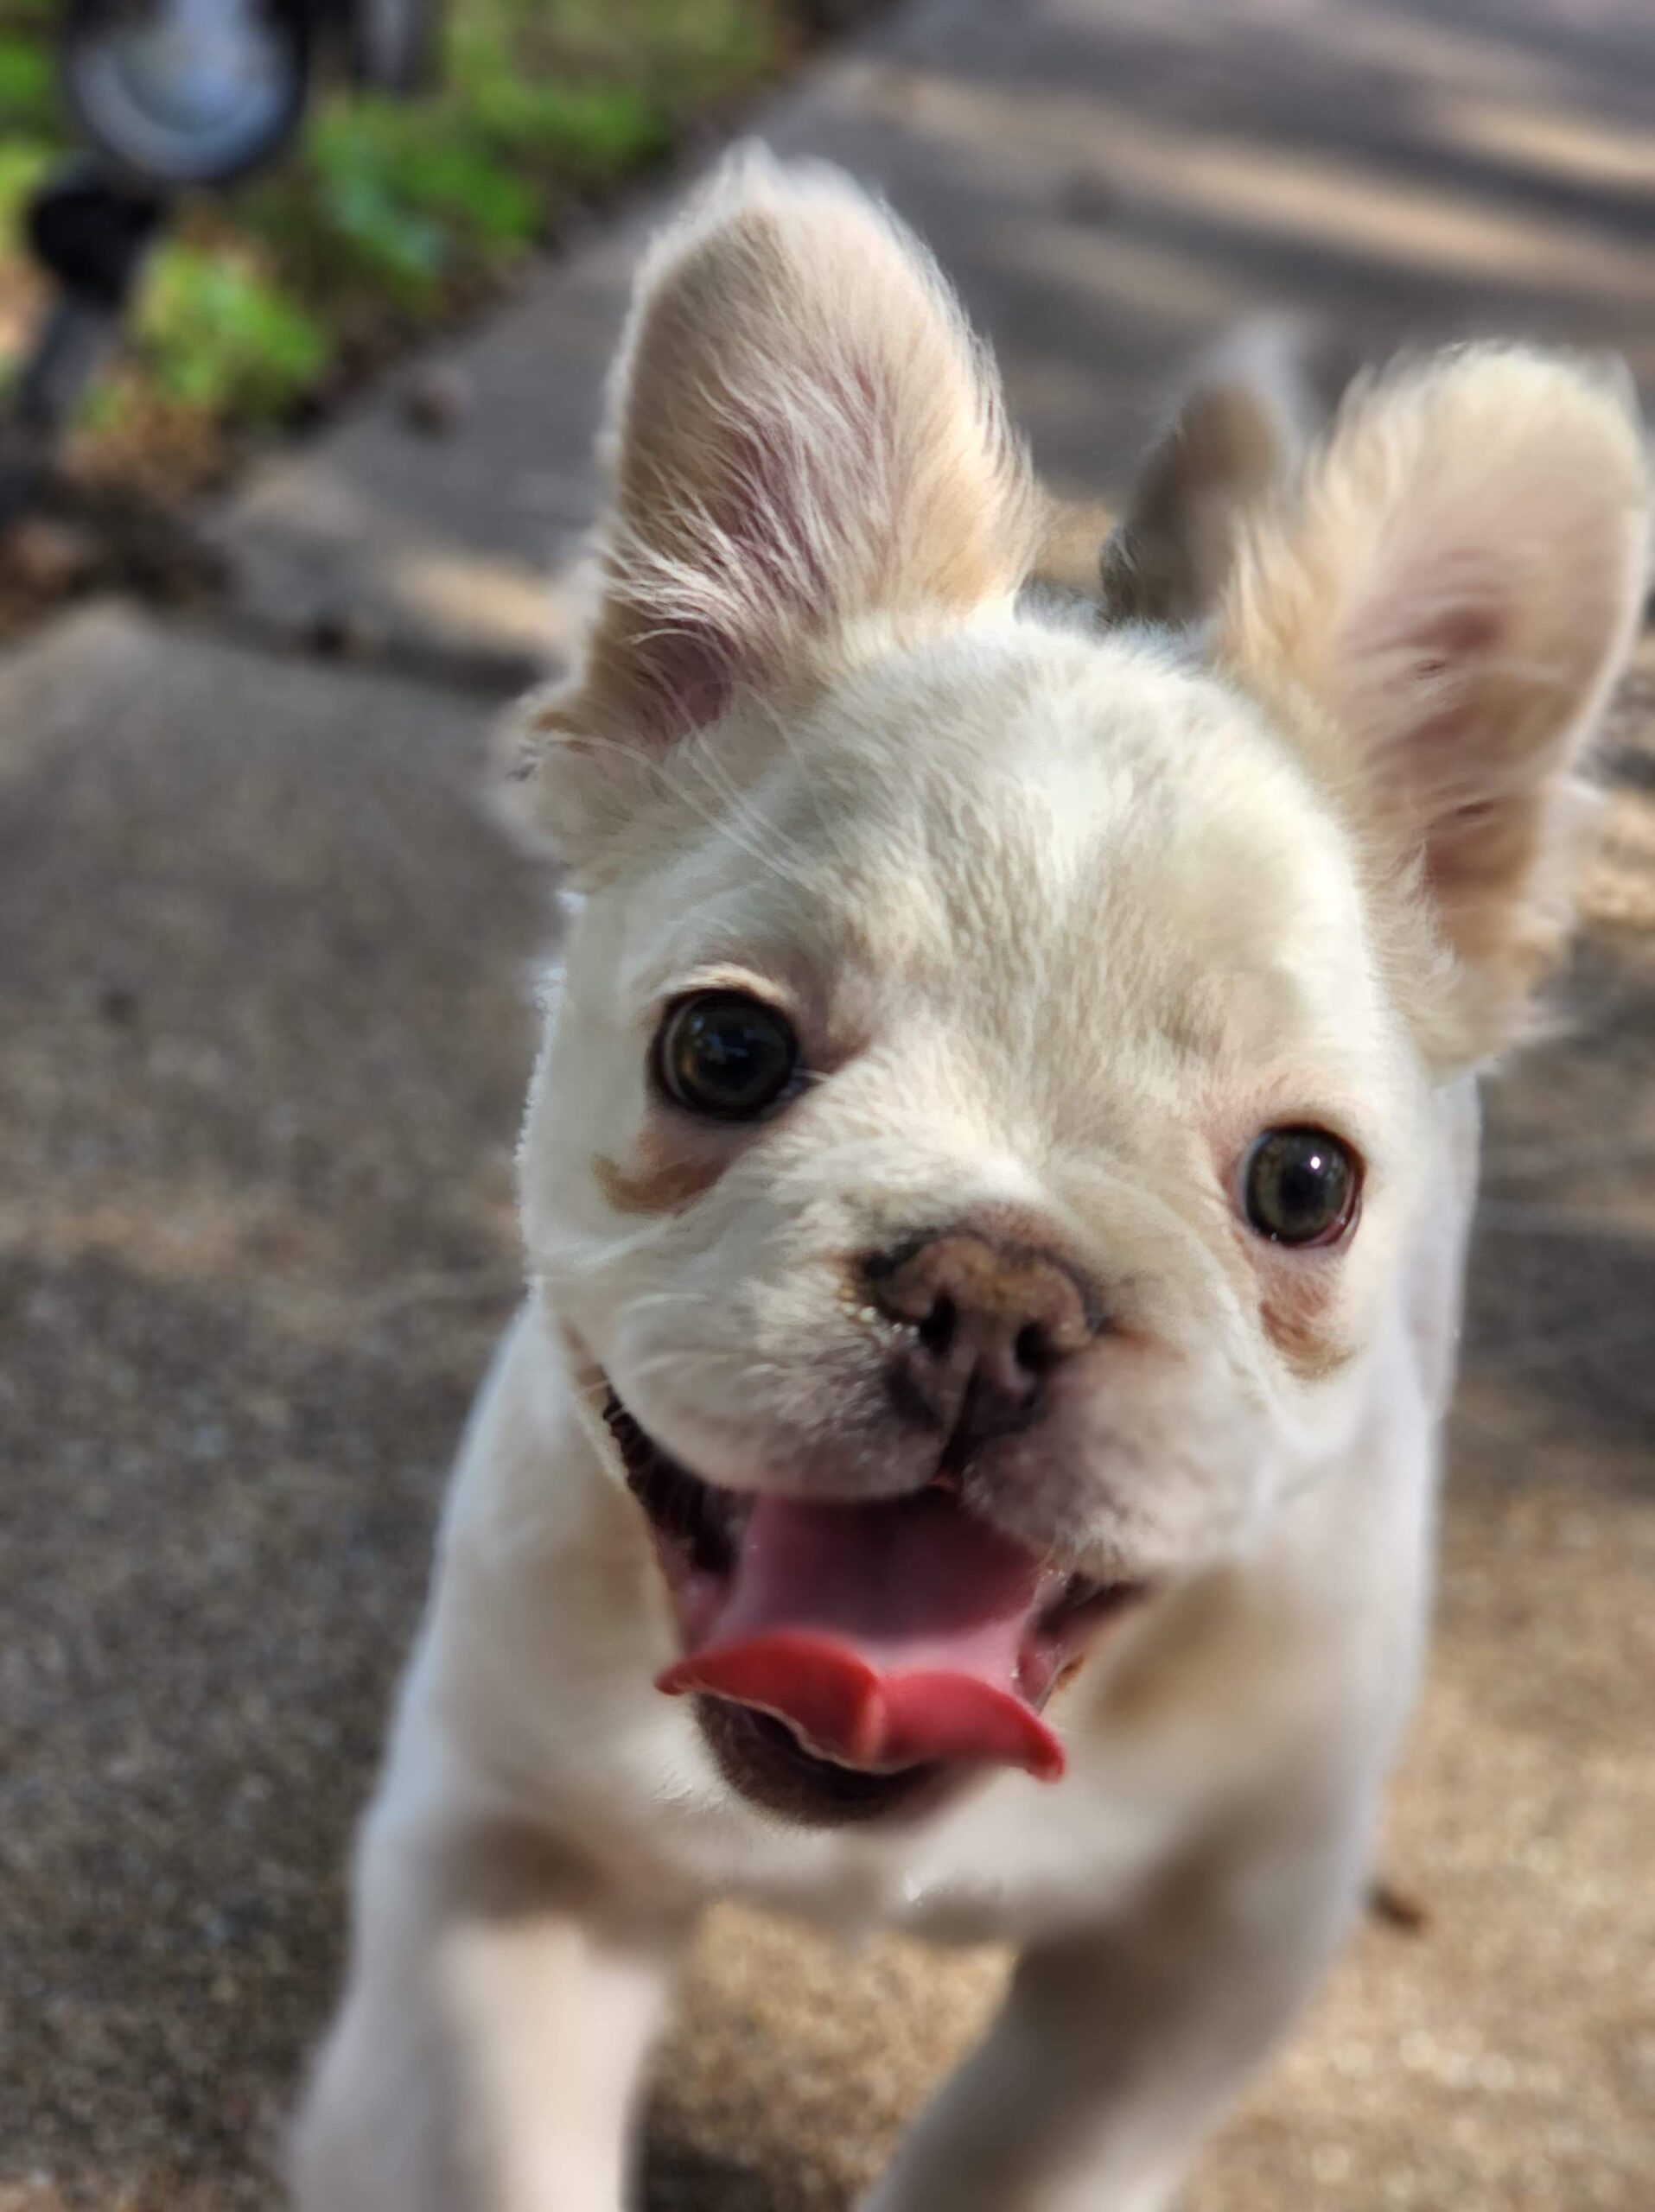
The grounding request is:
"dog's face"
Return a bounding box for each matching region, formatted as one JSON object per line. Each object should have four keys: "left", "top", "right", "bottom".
{"left": 527, "top": 631, "right": 1410, "bottom": 1577}
{"left": 507, "top": 156, "right": 1646, "bottom": 1823}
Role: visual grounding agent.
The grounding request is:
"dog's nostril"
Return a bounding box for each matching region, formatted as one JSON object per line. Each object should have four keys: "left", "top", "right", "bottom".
{"left": 918, "top": 1294, "right": 958, "bottom": 1359}
{"left": 1013, "top": 1322, "right": 1053, "bottom": 1376}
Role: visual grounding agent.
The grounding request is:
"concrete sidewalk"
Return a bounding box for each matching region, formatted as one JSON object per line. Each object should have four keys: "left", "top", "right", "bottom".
{"left": 3, "top": 3, "right": 1653, "bottom": 2209}
{"left": 209, "top": 0, "right": 1655, "bottom": 683}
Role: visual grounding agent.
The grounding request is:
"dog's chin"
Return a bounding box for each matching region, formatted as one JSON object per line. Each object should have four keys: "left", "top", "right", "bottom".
{"left": 601, "top": 1384, "right": 1149, "bottom": 1830}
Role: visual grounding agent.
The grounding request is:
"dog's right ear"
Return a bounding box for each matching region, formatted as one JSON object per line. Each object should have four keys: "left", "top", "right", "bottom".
{"left": 504, "top": 149, "right": 1037, "bottom": 871}
{"left": 1214, "top": 345, "right": 1650, "bottom": 1063}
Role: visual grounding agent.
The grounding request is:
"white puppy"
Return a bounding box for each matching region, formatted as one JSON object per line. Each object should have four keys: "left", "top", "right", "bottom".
{"left": 292, "top": 153, "right": 1648, "bottom": 2212}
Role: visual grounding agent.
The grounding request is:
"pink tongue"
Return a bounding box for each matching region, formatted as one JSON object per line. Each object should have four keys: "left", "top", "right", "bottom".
{"left": 655, "top": 1491, "right": 1066, "bottom": 1781}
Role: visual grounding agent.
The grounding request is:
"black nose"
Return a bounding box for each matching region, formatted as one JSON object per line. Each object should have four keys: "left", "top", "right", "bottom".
{"left": 865, "top": 1230, "right": 1098, "bottom": 1464}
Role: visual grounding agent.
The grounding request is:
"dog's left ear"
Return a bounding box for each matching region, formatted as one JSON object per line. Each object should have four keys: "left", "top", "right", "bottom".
{"left": 1095, "top": 324, "right": 1318, "bottom": 626}
{"left": 1214, "top": 346, "right": 1650, "bottom": 1064}
{"left": 506, "top": 149, "right": 1037, "bottom": 868}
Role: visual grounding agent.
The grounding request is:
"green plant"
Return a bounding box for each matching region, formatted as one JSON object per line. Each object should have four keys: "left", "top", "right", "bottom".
{"left": 133, "top": 245, "right": 329, "bottom": 419}
{"left": 468, "top": 77, "right": 670, "bottom": 169}
{"left": 293, "top": 158, "right": 454, "bottom": 305}
{"left": 0, "top": 136, "right": 50, "bottom": 249}
{"left": 0, "top": 0, "right": 804, "bottom": 484}
{"left": 310, "top": 100, "right": 541, "bottom": 251}
{"left": 0, "top": 31, "right": 54, "bottom": 133}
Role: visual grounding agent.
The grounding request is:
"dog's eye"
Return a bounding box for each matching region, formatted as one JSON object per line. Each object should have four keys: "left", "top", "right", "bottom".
{"left": 656, "top": 992, "right": 801, "bottom": 1120}
{"left": 1242, "top": 1128, "right": 1359, "bottom": 1247}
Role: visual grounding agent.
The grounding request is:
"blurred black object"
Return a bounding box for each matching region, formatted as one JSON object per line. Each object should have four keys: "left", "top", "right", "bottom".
{"left": 0, "top": 0, "right": 443, "bottom": 532}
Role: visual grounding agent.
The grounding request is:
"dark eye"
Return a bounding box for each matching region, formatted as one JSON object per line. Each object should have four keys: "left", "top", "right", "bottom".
{"left": 656, "top": 992, "right": 801, "bottom": 1120}
{"left": 1242, "top": 1128, "right": 1359, "bottom": 1247}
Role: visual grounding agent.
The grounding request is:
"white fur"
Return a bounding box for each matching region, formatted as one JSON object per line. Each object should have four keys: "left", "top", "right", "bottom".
{"left": 293, "top": 156, "right": 1647, "bottom": 2212}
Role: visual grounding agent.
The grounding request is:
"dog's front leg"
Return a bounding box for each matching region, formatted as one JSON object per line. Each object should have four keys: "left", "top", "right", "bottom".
{"left": 291, "top": 1815, "right": 688, "bottom": 2212}
{"left": 864, "top": 1802, "right": 1368, "bottom": 2212}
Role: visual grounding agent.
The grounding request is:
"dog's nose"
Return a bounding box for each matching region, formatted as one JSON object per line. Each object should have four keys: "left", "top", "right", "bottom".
{"left": 865, "top": 1230, "right": 1098, "bottom": 1461}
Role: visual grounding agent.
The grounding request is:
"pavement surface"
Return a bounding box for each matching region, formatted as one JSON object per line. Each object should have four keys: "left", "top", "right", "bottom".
{"left": 3, "top": 3, "right": 1653, "bottom": 2210}
{"left": 208, "top": 0, "right": 1655, "bottom": 683}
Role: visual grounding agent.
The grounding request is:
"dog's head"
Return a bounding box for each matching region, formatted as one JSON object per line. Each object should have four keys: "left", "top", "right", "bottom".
{"left": 506, "top": 154, "right": 1647, "bottom": 1823}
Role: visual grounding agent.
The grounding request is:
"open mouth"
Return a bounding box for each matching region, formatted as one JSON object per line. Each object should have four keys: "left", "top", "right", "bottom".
{"left": 602, "top": 1389, "right": 1143, "bottom": 1827}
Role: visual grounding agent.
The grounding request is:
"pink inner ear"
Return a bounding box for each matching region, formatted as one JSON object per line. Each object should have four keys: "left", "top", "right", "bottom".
{"left": 640, "top": 619, "right": 740, "bottom": 735}
{"left": 1392, "top": 604, "right": 1506, "bottom": 765}
{"left": 1411, "top": 602, "right": 1505, "bottom": 670}
{"left": 624, "top": 361, "right": 894, "bottom": 746}
{"left": 1346, "top": 536, "right": 1512, "bottom": 774}
{"left": 1349, "top": 573, "right": 1532, "bottom": 901}
{"left": 1423, "top": 798, "right": 1506, "bottom": 905}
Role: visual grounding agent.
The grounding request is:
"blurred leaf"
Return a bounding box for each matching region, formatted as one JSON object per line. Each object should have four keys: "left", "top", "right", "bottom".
{"left": 321, "top": 104, "right": 541, "bottom": 244}
{"left": 0, "top": 32, "right": 54, "bottom": 131}
{"left": 315, "top": 168, "right": 452, "bottom": 302}
{"left": 134, "top": 246, "right": 329, "bottom": 419}
{"left": 468, "top": 79, "right": 669, "bottom": 169}
{"left": 75, "top": 370, "right": 135, "bottom": 435}
{"left": 0, "top": 135, "right": 51, "bottom": 249}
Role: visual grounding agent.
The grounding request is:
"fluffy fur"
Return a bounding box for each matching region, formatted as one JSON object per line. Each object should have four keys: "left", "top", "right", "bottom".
{"left": 294, "top": 150, "right": 1649, "bottom": 2212}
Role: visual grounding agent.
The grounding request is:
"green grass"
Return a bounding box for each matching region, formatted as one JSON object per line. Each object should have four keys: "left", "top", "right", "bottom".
{"left": 0, "top": 137, "right": 50, "bottom": 247}
{"left": 0, "top": 0, "right": 796, "bottom": 461}
{"left": 0, "top": 29, "right": 53, "bottom": 132}
{"left": 0, "top": 23, "right": 55, "bottom": 253}
{"left": 136, "top": 247, "right": 331, "bottom": 418}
